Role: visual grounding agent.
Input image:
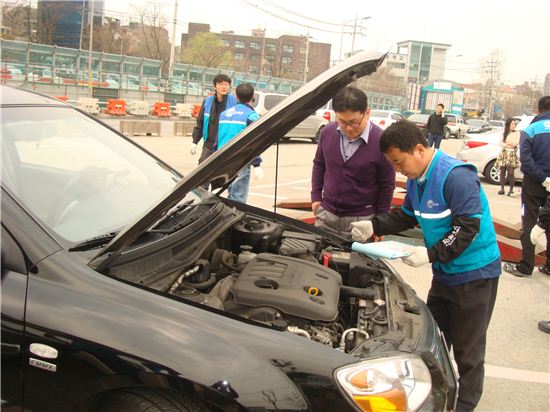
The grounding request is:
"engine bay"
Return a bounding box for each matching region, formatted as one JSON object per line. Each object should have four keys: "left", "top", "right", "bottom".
{"left": 157, "top": 215, "right": 394, "bottom": 353}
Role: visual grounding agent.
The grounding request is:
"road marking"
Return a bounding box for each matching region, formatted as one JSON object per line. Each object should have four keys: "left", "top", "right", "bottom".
{"left": 452, "top": 360, "right": 550, "bottom": 385}
{"left": 252, "top": 179, "right": 311, "bottom": 189}
{"left": 248, "top": 192, "right": 288, "bottom": 200}
{"left": 485, "top": 364, "right": 550, "bottom": 385}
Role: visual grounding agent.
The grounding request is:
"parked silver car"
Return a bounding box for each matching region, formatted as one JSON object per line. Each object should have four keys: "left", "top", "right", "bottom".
{"left": 252, "top": 92, "right": 328, "bottom": 143}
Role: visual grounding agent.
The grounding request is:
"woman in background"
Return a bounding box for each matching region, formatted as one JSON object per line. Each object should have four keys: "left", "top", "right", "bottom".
{"left": 495, "top": 118, "right": 520, "bottom": 196}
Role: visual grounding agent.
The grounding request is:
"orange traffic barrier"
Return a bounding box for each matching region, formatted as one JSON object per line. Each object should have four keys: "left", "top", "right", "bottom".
{"left": 106, "top": 99, "right": 127, "bottom": 116}
{"left": 152, "top": 102, "right": 171, "bottom": 117}
{"left": 55, "top": 96, "right": 69, "bottom": 102}
{"left": 192, "top": 103, "right": 201, "bottom": 118}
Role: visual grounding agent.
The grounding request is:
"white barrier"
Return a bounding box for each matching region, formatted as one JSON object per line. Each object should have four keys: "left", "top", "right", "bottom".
{"left": 127, "top": 100, "right": 150, "bottom": 116}
{"left": 75, "top": 98, "right": 100, "bottom": 115}
{"left": 174, "top": 103, "right": 193, "bottom": 118}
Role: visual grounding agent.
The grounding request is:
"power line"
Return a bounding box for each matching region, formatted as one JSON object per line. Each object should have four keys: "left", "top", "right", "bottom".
{"left": 240, "top": 0, "right": 353, "bottom": 34}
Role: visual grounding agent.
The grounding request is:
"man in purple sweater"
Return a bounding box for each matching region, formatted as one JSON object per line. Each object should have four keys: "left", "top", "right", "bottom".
{"left": 311, "top": 86, "right": 396, "bottom": 238}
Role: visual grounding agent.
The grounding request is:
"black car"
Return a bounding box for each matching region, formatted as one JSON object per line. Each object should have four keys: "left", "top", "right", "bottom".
{"left": 408, "top": 113, "right": 430, "bottom": 137}
{"left": 1, "top": 51, "right": 457, "bottom": 412}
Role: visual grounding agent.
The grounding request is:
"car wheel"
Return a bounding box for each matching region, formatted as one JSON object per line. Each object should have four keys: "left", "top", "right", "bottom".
{"left": 95, "top": 388, "right": 211, "bottom": 412}
{"left": 444, "top": 128, "right": 451, "bottom": 139}
{"left": 311, "top": 125, "right": 324, "bottom": 144}
{"left": 483, "top": 160, "right": 500, "bottom": 185}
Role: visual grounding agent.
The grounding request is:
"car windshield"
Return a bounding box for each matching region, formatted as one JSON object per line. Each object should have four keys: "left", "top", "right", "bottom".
{"left": 1, "top": 106, "right": 184, "bottom": 243}
{"left": 370, "top": 110, "right": 390, "bottom": 117}
{"left": 489, "top": 121, "right": 503, "bottom": 127}
{"left": 467, "top": 119, "right": 486, "bottom": 127}
{"left": 409, "top": 114, "right": 429, "bottom": 122}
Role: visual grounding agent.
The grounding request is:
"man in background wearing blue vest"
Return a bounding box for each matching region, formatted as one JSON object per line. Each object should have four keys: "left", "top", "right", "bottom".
{"left": 191, "top": 74, "right": 237, "bottom": 165}
{"left": 217, "top": 82, "right": 263, "bottom": 202}
{"left": 350, "top": 120, "right": 501, "bottom": 412}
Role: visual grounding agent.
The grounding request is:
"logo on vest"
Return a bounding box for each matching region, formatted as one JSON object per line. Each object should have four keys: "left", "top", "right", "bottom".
{"left": 426, "top": 199, "right": 439, "bottom": 208}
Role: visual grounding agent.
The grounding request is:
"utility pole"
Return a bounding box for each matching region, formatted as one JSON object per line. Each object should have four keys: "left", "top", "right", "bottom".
{"left": 484, "top": 54, "right": 499, "bottom": 119}
{"left": 168, "top": 0, "right": 178, "bottom": 82}
{"left": 79, "top": 0, "right": 86, "bottom": 50}
{"left": 88, "top": 0, "right": 94, "bottom": 96}
{"left": 303, "top": 34, "right": 310, "bottom": 83}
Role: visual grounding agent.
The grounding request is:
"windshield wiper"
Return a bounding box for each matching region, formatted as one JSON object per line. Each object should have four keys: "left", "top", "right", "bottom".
{"left": 69, "top": 232, "right": 118, "bottom": 252}
{"left": 149, "top": 199, "right": 196, "bottom": 231}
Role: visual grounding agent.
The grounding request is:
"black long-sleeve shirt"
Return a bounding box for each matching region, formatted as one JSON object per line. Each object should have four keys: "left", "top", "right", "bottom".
{"left": 426, "top": 113, "right": 448, "bottom": 135}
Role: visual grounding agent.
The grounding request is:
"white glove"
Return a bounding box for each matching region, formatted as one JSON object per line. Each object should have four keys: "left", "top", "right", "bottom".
{"left": 543, "top": 177, "right": 550, "bottom": 192}
{"left": 530, "top": 224, "right": 546, "bottom": 246}
{"left": 190, "top": 143, "right": 197, "bottom": 155}
{"left": 253, "top": 166, "right": 264, "bottom": 181}
{"left": 350, "top": 221, "right": 374, "bottom": 243}
{"left": 402, "top": 246, "right": 430, "bottom": 267}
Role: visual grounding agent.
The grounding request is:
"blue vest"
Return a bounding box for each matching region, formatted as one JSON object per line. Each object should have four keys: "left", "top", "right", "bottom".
{"left": 406, "top": 150, "right": 500, "bottom": 274}
{"left": 217, "top": 103, "right": 260, "bottom": 149}
{"left": 202, "top": 94, "right": 238, "bottom": 142}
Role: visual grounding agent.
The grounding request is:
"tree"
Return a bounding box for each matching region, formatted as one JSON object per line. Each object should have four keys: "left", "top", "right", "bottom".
{"left": 131, "top": 2, "right": 171, "bottom": 68}
{"left": 181, "top": 32, "right": 232, "bottom": 68}
{"left": 1, "top": 0, "right": 36, "bottom": 42}
{"left": 36, "top": 1, "right": 64, "bottom": 45}
{"left": 356, "top": 65, "right": 406, "bottom": 96}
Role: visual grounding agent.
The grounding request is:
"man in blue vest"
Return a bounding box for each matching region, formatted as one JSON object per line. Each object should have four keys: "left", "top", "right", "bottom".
{"left": 217, "top": 82, "right": 262, "bottom": 202}
{"left": 350, "top": 120, "right": 501, "bottom": 412}
{"left": 191, "top": 74, "right": 238, "bottom": 165}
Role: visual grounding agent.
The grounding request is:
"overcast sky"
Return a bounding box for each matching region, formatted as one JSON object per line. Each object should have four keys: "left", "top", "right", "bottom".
{"left": 105, "top": 0, "right": 550, "bottom": 87}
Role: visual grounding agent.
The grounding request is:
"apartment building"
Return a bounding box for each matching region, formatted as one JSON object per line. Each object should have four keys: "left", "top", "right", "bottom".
{"left": 181, "top": 23, "right": 331, "bottom": 82}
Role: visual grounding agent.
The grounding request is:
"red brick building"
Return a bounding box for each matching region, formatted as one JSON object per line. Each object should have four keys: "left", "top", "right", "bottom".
{"left": 181, "top": 23, "right": 331, "bottom": 82}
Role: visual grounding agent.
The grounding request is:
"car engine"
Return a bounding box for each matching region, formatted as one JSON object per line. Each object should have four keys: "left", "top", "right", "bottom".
{"left": 165, "top": 215, "right": 390, "bottom": 353}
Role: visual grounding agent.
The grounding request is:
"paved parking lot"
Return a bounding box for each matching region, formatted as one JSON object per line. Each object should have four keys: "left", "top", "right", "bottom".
{"left": 102, "top": 117, "right": 550, "bottom": 411}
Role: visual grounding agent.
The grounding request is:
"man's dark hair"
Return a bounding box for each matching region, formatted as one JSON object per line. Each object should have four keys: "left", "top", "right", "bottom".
{"left": 437, "top": 103, "right": 444, "bottom": 109}
{"left": 332, "top": 86, "right": 368, "bottom": 113}
{"left": 538, "top": 96, "right": 550, "bottom": 112}
{"left": 213, "top": 74, "right": 232, "bottom": 85}
{"left": 380, "top": 120, "right": 428, "bottom": 154}
{"left": 236, "top": 82, "right": 254, "bottom": 103}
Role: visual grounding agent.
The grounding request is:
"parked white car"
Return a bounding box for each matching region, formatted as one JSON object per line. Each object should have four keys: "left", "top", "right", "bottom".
{"left": 456, "top": 115, "right": 534, "bottom": 184}
{"left": 369, "top": 109, "right": 404, "bottom": 130}
{"left": 444, "top": 114, "right": 468, "bottom": 139}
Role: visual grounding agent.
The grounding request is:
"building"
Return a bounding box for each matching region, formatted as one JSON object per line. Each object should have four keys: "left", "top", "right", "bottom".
{"left": 37, "top": 0, "right": 104, "bottom": 49}
{"left": 395, "top": 40, "right": 451, "bottom": 84}
{"left": 181, "top": 23, "right": 331, "bottom": 82}
{"left": 544, "top": 73, "right": 550, "bottom": 96}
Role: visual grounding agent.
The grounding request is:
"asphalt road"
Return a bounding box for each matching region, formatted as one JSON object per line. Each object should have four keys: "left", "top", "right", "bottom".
{"left": 101, "top": 117, "right": 550, "bottom": 411}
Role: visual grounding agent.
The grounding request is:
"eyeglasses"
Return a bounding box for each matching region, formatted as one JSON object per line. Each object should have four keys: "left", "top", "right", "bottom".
{"left": 336, "top": 113, "right": 365, "bottom": 129}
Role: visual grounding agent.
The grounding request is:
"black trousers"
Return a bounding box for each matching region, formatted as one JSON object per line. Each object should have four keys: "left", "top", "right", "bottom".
{"left": 518, "top": 175, "right": 548, "bottom": 274}
{"left": 427, "top": 277, "right": 499, "bottom": 412}
{"left": 198, "top": 144, "right": 223, "bottom": 190}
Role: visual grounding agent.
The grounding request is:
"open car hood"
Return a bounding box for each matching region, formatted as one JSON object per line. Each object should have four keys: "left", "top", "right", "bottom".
{"left": 89, "top": 51, "right": 386, "bottom": 267}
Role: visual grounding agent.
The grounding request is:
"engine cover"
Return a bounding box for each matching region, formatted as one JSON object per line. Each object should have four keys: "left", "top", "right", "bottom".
{"left": 231, "top": 253, "right": 342, "bottom": 321}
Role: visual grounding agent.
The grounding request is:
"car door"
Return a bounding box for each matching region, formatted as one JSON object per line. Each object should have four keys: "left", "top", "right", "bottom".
{"left": 1, "top": 225, "right": 29, "bottom": 409}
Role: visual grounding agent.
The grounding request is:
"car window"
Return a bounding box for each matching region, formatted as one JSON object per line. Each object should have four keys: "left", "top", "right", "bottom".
{"left": 264, "top": 95, "right": 286, "bottom": 110}
{"left": 2, "top": 106, "right": 183, "bottom": 243}
{"left": 391, "top": 113, "right": 404, "bottom": 120}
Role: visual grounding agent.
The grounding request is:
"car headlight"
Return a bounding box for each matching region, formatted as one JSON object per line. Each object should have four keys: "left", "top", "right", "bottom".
{"left": 335, "top": 354, "right": 432, "bottom": 412}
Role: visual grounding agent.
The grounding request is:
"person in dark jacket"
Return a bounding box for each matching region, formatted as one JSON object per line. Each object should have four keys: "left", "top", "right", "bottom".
{"left": 191, "top": 74, "right": 237, "bottom": 164}
{"left": 310, "top": 86, "right": 396, "bottom": 239}
{"left": 503, "top": 96, "right": 550, "bottom": 277}
{"left": 350, "top": 120, "right": 500, "bottom": 412}
{"left": 426, "top": 103, "right": 448, "bottom": 149}
{"left": 530, "top": 193, "right": 550, "bottom": 333}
